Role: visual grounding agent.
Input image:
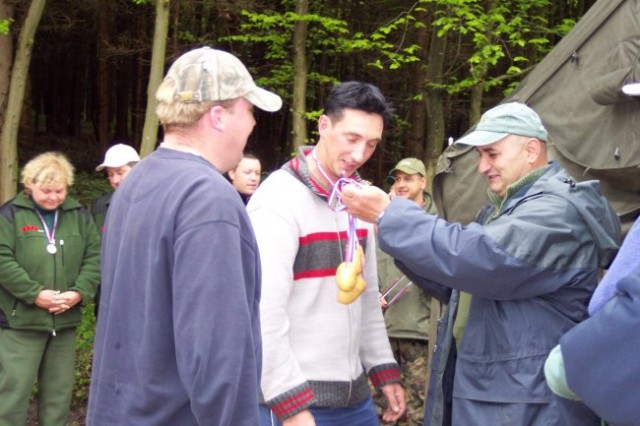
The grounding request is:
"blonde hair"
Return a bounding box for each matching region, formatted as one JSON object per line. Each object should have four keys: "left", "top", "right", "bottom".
{"left": 21, "top": 152, "right": 75, "bottom": 194}
{"left": 155, "top": 78, "right": 238, "bottom": 133}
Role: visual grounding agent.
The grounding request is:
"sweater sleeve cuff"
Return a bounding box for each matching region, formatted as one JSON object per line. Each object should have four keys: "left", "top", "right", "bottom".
{"left": 266, "top": 383, "right": 316, "bottom": 421}
{"left": 368, "top": 362, "right": 401, "bottom": 390}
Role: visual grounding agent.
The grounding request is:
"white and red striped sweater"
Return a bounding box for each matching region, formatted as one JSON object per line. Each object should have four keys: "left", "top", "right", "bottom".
{"left": 248, "top": 149, "right": 401, "bottom": 421}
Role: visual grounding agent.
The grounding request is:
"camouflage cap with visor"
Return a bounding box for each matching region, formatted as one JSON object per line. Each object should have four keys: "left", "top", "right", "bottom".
{"left": 162, "top": 47, "right": 282, "bottom": 112}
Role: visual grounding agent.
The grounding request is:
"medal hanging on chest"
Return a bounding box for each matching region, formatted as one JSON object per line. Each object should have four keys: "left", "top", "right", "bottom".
{"left": 311, "top": 150, "right": 367, "bottom": 304}
{"left": 36, "top": 209, "right": 59, "bottom": 256}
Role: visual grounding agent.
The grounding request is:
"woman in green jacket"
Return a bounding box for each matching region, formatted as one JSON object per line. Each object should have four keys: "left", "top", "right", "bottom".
{"left": 0, "top": 151, "right": 101, "bottom": 426}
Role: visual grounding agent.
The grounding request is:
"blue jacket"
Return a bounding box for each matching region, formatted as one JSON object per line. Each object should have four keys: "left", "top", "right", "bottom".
{"left": 87, "top": 148, "right": 262, "bottom": 426}
{"left": 559, "top": 217, "right": 640, "bottom": 426}
{"left": 560, "top": 272, "right": 640, "bottom": 426}
{"left": 378, "top": 163, "right": 620, "bottom": 425}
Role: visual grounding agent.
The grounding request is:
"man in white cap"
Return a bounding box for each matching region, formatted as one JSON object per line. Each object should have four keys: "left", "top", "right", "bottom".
{"left": 87, "top": 47, "right": 282, "bottom": 426}
{"left": 340, "top": 102, "right": 620, "bottom": 425}
{"left": 91, "top": 143, "right": 140, "bottom": 317}
{"left": 92, "top": 143, "right": 140, "bottom": 233}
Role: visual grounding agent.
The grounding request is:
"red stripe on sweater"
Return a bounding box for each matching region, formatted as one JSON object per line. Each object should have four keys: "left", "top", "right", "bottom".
{"left": 272, "top": 388, "right": 315, "bottom": 418}
{"left": 370, "top": 367, "right": 401, "bottom": 388}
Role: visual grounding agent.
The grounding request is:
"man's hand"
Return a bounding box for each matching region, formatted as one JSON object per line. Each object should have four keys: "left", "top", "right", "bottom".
{"left": 379, "top": 291, "right": 389, "bottom": 311}
{"left": 380, "top": 383, "right": 406, "bottom": 423}
{"left": 341, "top": 184, "right": 391, "bottom": 223}
{"left": 282, "top": 410, "right": 316, "bottom": 426}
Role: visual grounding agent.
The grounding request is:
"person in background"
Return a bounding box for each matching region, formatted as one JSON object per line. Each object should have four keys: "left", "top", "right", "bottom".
{"left": 91, "top": 143, "right": 140, "bottom": 233}
{"left": 87, "top": 47, "right": 282, "bottom": 426}
{"left": 249, "top": 81, "right": 405, "bottom": 426}
{"left": 229, "top": 152, "right": 262, "bottom": 204}
{"left": 91, "top": 143, "right": 140, "bottom": 317}
{"left": 0, "top": 151, "right": 101, "bottom": 426}
{"left": 545, "top": 214, "right": 640, "bottom": 426}
{"left": 340, "top": 102, "right": 620, "bottom": 426}
{"left": 374, "top": 157, "right": 436, "bottom": 426}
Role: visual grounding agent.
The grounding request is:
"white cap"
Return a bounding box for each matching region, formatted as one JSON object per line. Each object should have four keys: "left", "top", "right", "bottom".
{"left": 96, "top": 144, "right": 140, "bottom": 171}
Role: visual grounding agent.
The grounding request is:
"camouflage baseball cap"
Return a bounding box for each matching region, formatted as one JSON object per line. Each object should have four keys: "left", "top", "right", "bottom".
{"left": 454, "top": 102, "right": 547, "bottom": 147}
{"left": 162, "top": 47, "right": 282, "bottom": 112}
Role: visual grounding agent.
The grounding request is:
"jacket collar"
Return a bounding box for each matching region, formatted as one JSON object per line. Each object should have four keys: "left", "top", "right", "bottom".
{"left": 282, "top": 146, "right": 366, "bottom": 201}
{"left": 13, "top": 190, "right": 82, "bottom": 212}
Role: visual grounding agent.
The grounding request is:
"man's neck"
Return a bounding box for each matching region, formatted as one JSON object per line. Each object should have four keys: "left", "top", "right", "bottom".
{"left": 306, "top": 149, "right": 337, "bottom": 191}
{"left": 160, "top": 138, "right": 204, "bottom": 158}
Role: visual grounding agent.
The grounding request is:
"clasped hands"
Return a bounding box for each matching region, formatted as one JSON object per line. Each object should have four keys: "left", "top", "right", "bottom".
{"left": 35, "top": 289, "right": 82, "bottom": 315}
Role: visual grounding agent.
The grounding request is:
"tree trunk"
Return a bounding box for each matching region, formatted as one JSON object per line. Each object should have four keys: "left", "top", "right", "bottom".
{"left": 468, "top": 0, "right": 498, "bottom": 126}
{"left": 140, "top": 0, "right": 169, "bottom": 157}
{"left": 0, "top": 0, "right": 46, "bottom": 203}
{"left": 0, "top": 0, "right": 14, "bottom": 130}
{"left": 291, "top": 0, "right": 309, "bottom": 153}
{"left": 97, "top": 0, "right": 110, "bottom": 153}
{"left": 424, "top": 9, "right": 447, "bottom": 191}
{"left": 407, "top": 5, "right": 430, "bottom": 160}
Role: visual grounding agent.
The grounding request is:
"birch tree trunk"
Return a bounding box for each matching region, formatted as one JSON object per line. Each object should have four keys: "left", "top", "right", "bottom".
{"left": 139, "top": 0, "right": 169, "bottom": 157}
{"left": 0, "top": 0, "right": 45, "bottom": 203}
{"left": 291, "top": 0, "right": 309, "bottom": 153}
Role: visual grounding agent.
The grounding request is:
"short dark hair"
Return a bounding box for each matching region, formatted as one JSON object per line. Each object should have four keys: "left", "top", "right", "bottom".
{"left": 242, "top": 152, "right": 259, "bottom": 161}
{"left": 324, "top": 81, "right": 394, "bottom": 129}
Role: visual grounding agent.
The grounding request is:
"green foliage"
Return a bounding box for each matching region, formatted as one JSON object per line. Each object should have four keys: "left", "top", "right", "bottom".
{"left": 431, "top": 0, "right": 577, "bottom": 96}
{"left": 73, "top": 304, "right": 96, "bottom": 403}
{"left": 222, "top": 3, "right": 424, "bottom": 131}
{"left": 0, "top": 18, "right": 12, "bottom": 35}
{"left": 68, "top": 171, "right": 111, "bottom": 208}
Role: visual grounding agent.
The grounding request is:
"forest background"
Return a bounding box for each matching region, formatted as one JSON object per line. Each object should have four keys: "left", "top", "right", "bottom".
{"left": 0, "top": 0, "right": 597, "bottom": 419}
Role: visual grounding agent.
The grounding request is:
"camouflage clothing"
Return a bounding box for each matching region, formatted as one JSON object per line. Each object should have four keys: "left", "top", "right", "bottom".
{"left": 372, "top": 339, "right": 429, "bottom": 425}
{"left": 373, "top": 192, "right": 437, "bottom": 425}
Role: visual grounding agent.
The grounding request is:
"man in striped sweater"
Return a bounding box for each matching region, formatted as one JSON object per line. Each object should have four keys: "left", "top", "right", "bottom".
{"left": 248, "top": 81, "right": 405, "bottom": 426}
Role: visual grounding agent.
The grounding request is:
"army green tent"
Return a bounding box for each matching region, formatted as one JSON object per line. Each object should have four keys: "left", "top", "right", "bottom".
{"left": 433, "top": 0, "right": 640, "bottom": 231}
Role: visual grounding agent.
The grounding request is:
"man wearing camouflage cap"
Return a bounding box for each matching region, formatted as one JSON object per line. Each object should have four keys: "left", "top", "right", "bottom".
{"left": 373, "top": 157, "right": 437, "bottom": 425}
{"left": 341, "top": 102, "right": 620, "bottom": 425}
{"left": 88, "top": 47, "right": 282, "bottom": 425}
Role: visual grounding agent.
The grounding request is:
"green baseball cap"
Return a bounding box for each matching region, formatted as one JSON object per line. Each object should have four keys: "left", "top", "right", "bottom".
{"left": 454, "top": 102, "right": 548, "bottom": 147}
{"left": 387, "top": 157, "right": 426, "bottom": 184}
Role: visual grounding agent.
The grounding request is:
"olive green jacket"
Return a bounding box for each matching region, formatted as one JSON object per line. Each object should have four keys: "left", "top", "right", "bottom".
{"left": 377, "top": 193, "right": 436, "bottom": 341}
{"left": 0, "top": 191, "right": 101, "bottom": 332}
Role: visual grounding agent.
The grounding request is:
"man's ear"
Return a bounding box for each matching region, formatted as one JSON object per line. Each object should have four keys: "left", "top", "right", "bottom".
{"left": 208, "top": 105, "right": 225, "bottom": 131}
{"left": 525, "top": 138, "right": 542, "bottom": 164}
{"left": 317, "top": 115, "right": 331, "bottom": 138}
{"left": 419, "top": 176, "right": 427, "bottom": 191}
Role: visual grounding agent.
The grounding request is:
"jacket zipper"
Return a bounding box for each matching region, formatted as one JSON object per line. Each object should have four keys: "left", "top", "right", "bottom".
{"left": 60, "top": 239, "right": 65, "bottom": 267}
{"left": 51, "top": 246, "right": 57, "bottom": 337}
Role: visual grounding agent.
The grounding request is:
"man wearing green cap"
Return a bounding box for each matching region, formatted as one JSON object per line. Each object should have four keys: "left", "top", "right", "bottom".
{"left": 374, "top": 157, "right": 436, "bottom": 425}
{"left": 340, "top": 102, "right": 620, "bottom": 425}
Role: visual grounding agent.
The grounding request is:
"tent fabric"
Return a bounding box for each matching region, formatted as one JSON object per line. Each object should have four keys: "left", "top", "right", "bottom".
{"left": 434, "top": 0, "right": 640, "bottom": 227}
